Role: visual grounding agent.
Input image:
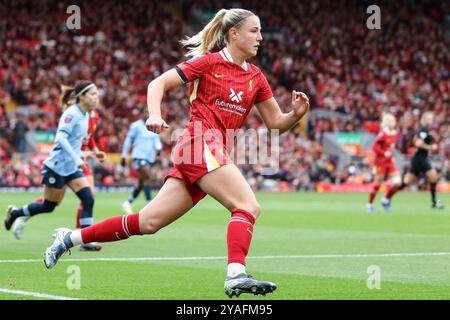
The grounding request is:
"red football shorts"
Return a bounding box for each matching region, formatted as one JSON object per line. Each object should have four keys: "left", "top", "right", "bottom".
{"left": 82, "top": 160, "right": 93, "bottom": 176}
{"left": 164, "top": 125, "right": 231, "bottom": 206}
{"left": 373, "top": 159, "right": 398, "bottom": 176}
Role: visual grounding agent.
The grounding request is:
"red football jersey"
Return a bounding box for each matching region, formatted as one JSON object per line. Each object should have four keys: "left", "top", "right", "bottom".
{"left": 176, "top": 48, "right": 273, "bottom": 138}
{"left": 373, "top": 128, "right": 397, "bottom": 162}
{"left": 81, "top": 110, "right": 99, "bottom": 151}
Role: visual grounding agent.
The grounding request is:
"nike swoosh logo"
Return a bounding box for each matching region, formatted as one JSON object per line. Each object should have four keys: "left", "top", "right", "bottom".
{"left": 214, "top": 73, "right": 226, "bottom": 78}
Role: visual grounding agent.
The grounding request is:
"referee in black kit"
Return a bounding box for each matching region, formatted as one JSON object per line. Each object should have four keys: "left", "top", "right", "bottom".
{"left": 388, "top": 112, "right": 445, "bottom": 209}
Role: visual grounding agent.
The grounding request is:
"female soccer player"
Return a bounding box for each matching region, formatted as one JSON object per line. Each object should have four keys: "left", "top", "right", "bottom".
{"left": 366, "top": 112, "right": 401, "bottom": 213}
{"left": 385, "top": 112, "right": 445, "bottom": 209}
{"left": 5, "top": 81, "right": 103, "bottom": 250}
{"left": 44, "top": 9, "right": 310, "bottom": 298}
{"left": 120, "top": 112, "right": 162, "bottom": 214}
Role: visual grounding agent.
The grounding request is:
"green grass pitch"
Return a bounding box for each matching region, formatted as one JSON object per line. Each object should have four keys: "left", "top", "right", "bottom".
{"left": 0, "top": 191, "right": 449, "bottom": 300}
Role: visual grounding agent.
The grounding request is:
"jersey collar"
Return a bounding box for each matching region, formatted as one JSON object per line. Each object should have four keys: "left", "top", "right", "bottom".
{"left": 75, "top": 103, "right": 87, "bottom": 115}
{"left": 219, "top": 48, "right": 248, "bottom": 72}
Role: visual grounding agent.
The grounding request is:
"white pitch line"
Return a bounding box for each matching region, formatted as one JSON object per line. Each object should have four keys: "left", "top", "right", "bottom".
{"left": 1, "top": 252, "right": 450, "bottom": 264}
{"left": 0, "top": 288, "right": 81, "bottom": 300}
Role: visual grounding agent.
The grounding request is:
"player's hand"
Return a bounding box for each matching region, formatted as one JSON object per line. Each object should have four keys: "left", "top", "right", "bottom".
{"left": 292, "top": 90, "right": 310, "bottom": 119}
{"left": 384, "top": 151, "right": 392, "bottom": 158}
{"left": 95, "top": 150, "right": 107, "bottom": 162}
{"left": 431, "top": 144, "right": 438, "bottom": 151}
{"left": 146, "top": 114, "right": 169, "bottom": 134}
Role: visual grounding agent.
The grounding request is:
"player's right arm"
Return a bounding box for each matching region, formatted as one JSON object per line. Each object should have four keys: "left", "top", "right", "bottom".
{"left": 121, "top": 124, "right": 136, "bottom": 167}
{"left": 415, "top": 139, "right": 437, "bottom": 151}
{"left": 372, "top": 133, "right": 388, "bottom": 157}
{"left": 146, "top": 69, "right": 183, "bottom": 133}
{"left": 146, "top": 55, "right": 210, "bottom": 134}
{"left": 414, "top": 131, "right": 437, "bottom": 151}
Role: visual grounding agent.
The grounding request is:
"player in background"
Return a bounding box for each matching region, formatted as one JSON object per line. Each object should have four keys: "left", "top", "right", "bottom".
{"left": 31, "top": 91, "right": 106, "bottom": 250}
{"left": 120, "top": 110, "right": 162, "bottom": 214}
{"left": 367, "top": 112, "right": 402, "bottom": 213}
{"left": 74, "top": 107, "right": 107, "bottom": 251}
{"left": 43, "top": 9, "right": 310, "bottom": 298}
{"left": 385, "top": 112, "right": 445, "bottom": 209}
{"left": 5, "top": 81, "right": 102, "bottom": 250}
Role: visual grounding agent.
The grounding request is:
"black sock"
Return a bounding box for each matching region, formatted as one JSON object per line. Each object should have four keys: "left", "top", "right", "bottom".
{"left": 143, "top": 185, "right": 152, "bottom": 202}
{"left": 128, "top": 188, "right": 141, "bottom": 203}
{"left": 430, "top": 183, "right": 437, "bottom": 204}
{"left": 76, "top": 187, "right": 94, "bottom": 228}
{"left": 12, "top": 200, "right": 57, "bottom": 221}
{"left": 11, "top": 208, "right": 26, "bottom": 221}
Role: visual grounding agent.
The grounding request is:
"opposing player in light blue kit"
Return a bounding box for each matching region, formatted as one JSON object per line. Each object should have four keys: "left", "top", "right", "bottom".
{"left": 5, "top": 81, "right": 102, "bottom": 251}
{"left": 121, "top": 109, "right": 162, "bottom": 214}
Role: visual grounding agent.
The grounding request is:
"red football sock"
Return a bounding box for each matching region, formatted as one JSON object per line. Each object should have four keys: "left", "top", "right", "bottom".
{"left": 75, "top": 204, "right": 82, "bottom": 229}
{"left": 81, "top": 213, "right": 142, "bottom": 243}
{"left": 227, "top": 209, "right": 256, "bottom": 265}
{"left": 369, "top": 185, "right": 380, "bottom": 204}
{"left": 385, "top": 185, "right": 399, "bottom": 200}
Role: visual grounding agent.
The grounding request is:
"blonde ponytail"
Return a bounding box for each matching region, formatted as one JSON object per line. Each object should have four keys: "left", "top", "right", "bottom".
{"left": 181, "top": 8, "right": 255, "bottom": 58}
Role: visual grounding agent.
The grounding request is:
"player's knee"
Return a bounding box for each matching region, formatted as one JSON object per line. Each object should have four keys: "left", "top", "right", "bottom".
{"left": 77, "top": 187, "right": 94, "bottom": 208}
{"left": 430, "top": 176, "right": 439, "bottom": 184}
{"left": 428, "top": 172, "right": 439, "bottom": 183}
{"left": 251, "top": 202, "right": 261, "bottom": 219}
{"left": 230, "top": 201, "right": 261, "bottom": 220}
{"left": 140, "top": 219, "right": 161, "bottom": 235}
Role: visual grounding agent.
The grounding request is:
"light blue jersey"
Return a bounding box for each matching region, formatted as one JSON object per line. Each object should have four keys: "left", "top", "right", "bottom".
{"left": 121, "top": 119, "right": 162, "bottom": 163}
{"left": 43, "top": 104, "right": 89, "bottom": 176}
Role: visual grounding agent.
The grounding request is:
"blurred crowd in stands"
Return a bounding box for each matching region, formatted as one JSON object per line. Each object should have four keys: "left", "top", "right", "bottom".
{"left": 1, "top": 0, "right": 449, "bottom": 189}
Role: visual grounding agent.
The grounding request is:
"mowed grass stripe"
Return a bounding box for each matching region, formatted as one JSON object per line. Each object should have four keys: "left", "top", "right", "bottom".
{"left": 0, "top": 192, "right": 449, "bottom": 299}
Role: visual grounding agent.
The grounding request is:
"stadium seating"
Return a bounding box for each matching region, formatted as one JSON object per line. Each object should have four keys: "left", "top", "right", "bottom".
{"left": 0, "top": 0, "right": 448, "bottom": 189}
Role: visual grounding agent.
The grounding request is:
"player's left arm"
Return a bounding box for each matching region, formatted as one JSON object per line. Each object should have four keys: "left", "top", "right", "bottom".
{"left": 255, "top": 91, "right": 309, "bottom": 134}
{"left": 120, "top": 125, "right": 135, "bottom": 166}
{"left": 84, "top": 136, "right": 104, "bottom": 162}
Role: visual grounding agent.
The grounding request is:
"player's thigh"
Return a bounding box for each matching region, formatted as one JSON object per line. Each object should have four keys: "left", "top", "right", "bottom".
{"left": 404, "top": 172, "right": 417, "bottom": 185}
{"left": 196, "top": 164, "right": 260, "bottom": 219}
{"left": 138, "top": 177, "right": 193, "bottom": 234}
{"left": 373, "top": 174, "right": 384, "bottom": 185}
{"left": 43, "top": 185, "right": 66, "bottom": 204}
{"left": 139, "top": 165, "right": 151, "bottom": 181}
{"left": 425, "top": 168, "right": 439, "bottom": 183}
{"left": 67, "top": 176, "right": 91, "bottom": 193}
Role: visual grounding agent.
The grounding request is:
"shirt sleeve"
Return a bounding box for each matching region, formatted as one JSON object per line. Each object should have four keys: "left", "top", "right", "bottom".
{"left": 121, "top": 125, "right": 136, "bottom": 158}
{"left": 54, "top": 130, "right": 83, "bottom": 167}
{"left": 255, "top": 72, "right": 274, "bottom": 104}
{"left": 87, "top": 136, "right": 97, "bottom": 150}
{"left": 176, "top": 54, "right": 211, "bottom": 83}
{"left": 57, "top": 110, "right": 77, "bottom": 136}
{"left": 154, "top": 134, "right": 162, "bottom": 151}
